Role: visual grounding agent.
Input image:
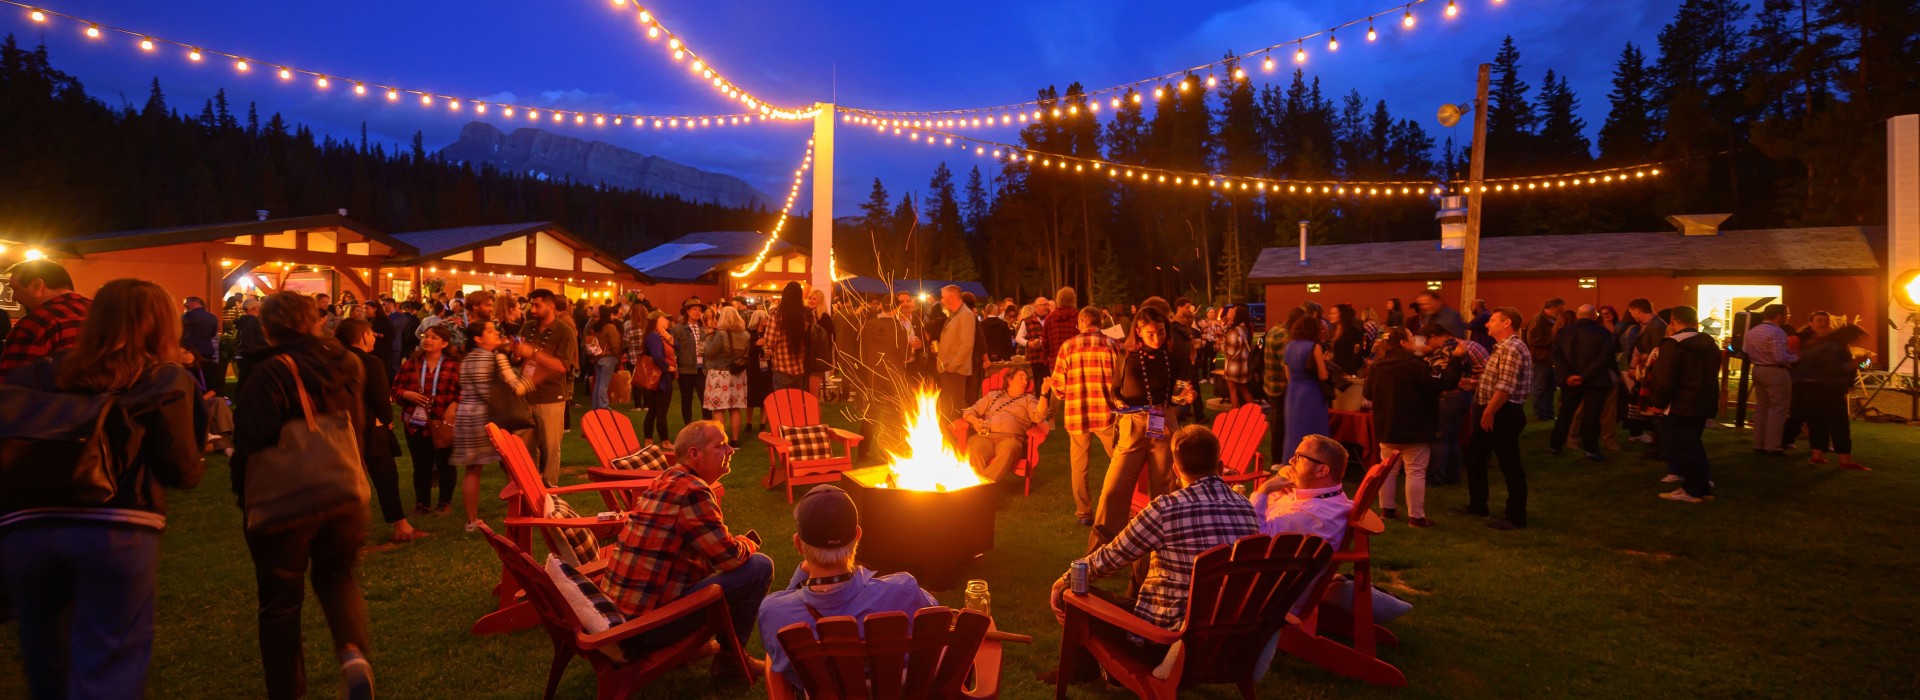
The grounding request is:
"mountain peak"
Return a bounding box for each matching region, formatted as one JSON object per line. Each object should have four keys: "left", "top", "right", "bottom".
{"left": 437, "top": 121, "right": 772, "bottom": 210}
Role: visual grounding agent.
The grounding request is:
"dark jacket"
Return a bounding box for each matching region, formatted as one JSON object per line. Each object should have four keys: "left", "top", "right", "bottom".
{"left": 1525, "top": 312, "right": 1557, "bottom": 363}
{"left": 348, "top": 347, "right": 398, "bottom": 460}
{"left": 1792, "top": 337, "right": 1857, "bottom": 390}
{"left": 1646, "top": 330, "right": 1721, "bottom": 419}
{"left": 1552, "top": 318, "right": 1617, "bottom": 387}
{"left": 2, "top": 357, "right": 205, "bottom": 530}
{"left": 235, "top": 315, "right": 270, "bottom": 358}
{"left": 182, "top": 307, "right": 220, "bottom": 360}
{"left": 230, "top": 336, "right": 364, "bottom": 498}
{"left": 981, "top": 317, "right": 1013, "bottom": 362}
{"left": 1363, "top": 350, "right": 1459, "bottom": 444}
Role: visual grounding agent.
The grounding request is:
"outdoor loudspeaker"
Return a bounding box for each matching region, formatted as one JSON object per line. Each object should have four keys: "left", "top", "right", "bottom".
{"left": 1729, "top": 311, "right": 1755, "bottom": 355}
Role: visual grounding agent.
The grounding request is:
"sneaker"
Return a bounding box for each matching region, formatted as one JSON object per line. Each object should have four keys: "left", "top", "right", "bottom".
{"left": 464, "top": 520, "right": 481, "bottom": 534}
{"left": 433, "top": 503, "right": 453, "bottom": 516}
{"left": 1584, "top": 451, "right": 1606, "bottom": 462}
{"left": 1659, "top": 488, "right": 1711, "bottom": 503}
{"left": 1407, "top": 517, "right": 1433, "bottom": 528}
{"left": 1660, "top": 474, "right": 1683, "bottom": 483}
{"left": 1629, "top": 434, "right": 1654, "bottom": 444}
{"left": 1837, "top": 462, "right": 1871, "bottom": 471}
{"left": 340, "top": 647, "right": 374, "bottom": 700}
{"left": 1077, "top": 517, "right": 1094, "bottom": 527}
{"left": 1808, "top": 457, "right": 1828, "bottom": 465}
{"left": 1382, "top": 508, "right": 1398, "bottom": 519}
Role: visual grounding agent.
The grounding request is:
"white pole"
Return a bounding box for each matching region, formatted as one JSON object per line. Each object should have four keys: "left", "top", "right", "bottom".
{"left": 811, "top": 103, "right": 836, "bottom": 309}
{"left": 1298, "top": 220, "right": 1308, "bottom": 265}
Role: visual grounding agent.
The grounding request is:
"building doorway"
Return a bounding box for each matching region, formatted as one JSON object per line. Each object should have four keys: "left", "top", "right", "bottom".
{"left": 1697, "top": 284, "right": 1782, "bottom": 345}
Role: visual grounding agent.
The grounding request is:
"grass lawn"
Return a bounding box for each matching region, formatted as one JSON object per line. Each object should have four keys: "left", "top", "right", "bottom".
{"left": 4, "top": 402, "right": 1918, "bottom": 699}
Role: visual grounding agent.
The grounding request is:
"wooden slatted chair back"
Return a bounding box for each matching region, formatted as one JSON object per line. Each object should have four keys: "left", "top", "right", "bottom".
{"left": 478, "top": 522, "right": 586, "bottom": 639}
{"left": 978, "top": 367, "right": 1011, "bottom": 395}
{"left": 1209, "top": 403, "right": 1268, "bottom": 479}
{"left": 776, "top": 607, "right": 991, "bottom": 700}
{"left": 1178, "top": 533, "right": 1335, "bottom": 686}
{"left": 581, "top": 408, "right": 642, "bottom": 469}
{"left": 1348, "top": 452, "right": 1398, "bottom": 528}
{"left": 487, "top": 423, "right": 550, "bottom": 515}
{"left": 765, "top": 389, "right": 824, "bottom": 437}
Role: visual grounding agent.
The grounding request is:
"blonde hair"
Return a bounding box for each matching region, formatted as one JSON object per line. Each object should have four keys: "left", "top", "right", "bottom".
{"left": 674, "top": 420, "right": 729, "bottom": 454}
{"left": 1016, "top": 304, "right": 1036, "bottom": 323}
{"left": 56, "top": 279, "right": 180, "bottom": 392}
{"left": 749, "top": 309, "right": 770, "bottom": 329}
{"left": 713, "top": 305, "right": 746, "bottom": 332}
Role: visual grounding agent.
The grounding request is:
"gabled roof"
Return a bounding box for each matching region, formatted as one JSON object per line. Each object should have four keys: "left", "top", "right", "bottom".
{"left": 389, "top": 222, "right": 648, "bottom": 281}
{"left": 56, "top": 214, "right": 416, "bottom": 256}
{"left": 623, "top": 231, "right": 798, "bottom": 283}
{"left": 840, "top": 277, "right": 991, "bottom": 299}
{"left": 1249, "top": 227, "right": 1883, "bottom": 283}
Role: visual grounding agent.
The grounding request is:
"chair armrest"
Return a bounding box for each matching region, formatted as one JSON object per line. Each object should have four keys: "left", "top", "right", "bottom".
{"left": 1026, "top": 422, "right": 1051, "bottom": 442}
{"left": 504, "top": 515, "right": 627, "bottom": 529}
{"left": 963, "top": 638, "right": 1004, "bottom": 700}
{"left": 585, "top": 466, "right": 659, "bottom": 482}
{"left": 829, "top": 427, "right": 865, "bottom": 446}
{"left": 766, "top": 663, "right": 799, "bottom": 700}
{"left": 758, "top": 431, "right": 784, "bottom": 447}
{"left": 1353, "top": 510, "right": 1386, "bottom": 535}
{"left": 760, "top": 434, "right": 793, "bottom": 453}
{"left": 576, "top": 584, "right": 725, "bottom": 649}
{"left": 1063, "top": 593, "right": 1182, "bottom": 645}
{"left": 547, "top": 480, "right": 655, "bottom": 495}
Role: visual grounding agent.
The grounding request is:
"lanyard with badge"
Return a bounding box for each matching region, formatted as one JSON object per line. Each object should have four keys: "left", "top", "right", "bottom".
{"left": 1133, "top": 349, "right": 1172, "bottom": 439}
{"left": 406, "top": 358, "right": 442, "bottom": 427}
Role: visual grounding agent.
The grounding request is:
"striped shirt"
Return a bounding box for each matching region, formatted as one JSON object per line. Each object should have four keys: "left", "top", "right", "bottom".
{"left": 1475, "top": 334, "right": 1533, "bottom": 406}
{"left": 1051, "top": 330, "right": 1119, "bottom": 434}
{"left": 1075, "top": 476, "right": 1259, "bottom": 631}
{"left": 0, "top": 292, "right": 91, "bottom": 375}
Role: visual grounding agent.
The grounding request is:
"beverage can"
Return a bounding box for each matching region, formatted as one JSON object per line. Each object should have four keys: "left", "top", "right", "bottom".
{"left": 1070, "top": 561, "right": 1089, "bottom": 595}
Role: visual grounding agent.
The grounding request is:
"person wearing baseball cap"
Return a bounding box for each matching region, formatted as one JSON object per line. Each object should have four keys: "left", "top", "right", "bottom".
{"left": 754, "top": 485, "right": 938, "bottom": 691}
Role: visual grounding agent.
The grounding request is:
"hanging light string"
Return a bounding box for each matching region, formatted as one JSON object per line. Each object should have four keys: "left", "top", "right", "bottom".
{"left": 606, "top": 0, "right": 813, "bottom": 121}
{"left": 836, "top": 0, "right": 1478, "bottom": 126}
{"left": 6, "top": 1, "right": 788, "bottom": 130}
{"left": 731, "top": 137, "right": 814, "bottom": 278}
{"left": 854, "top": 116, "right": 1674, "bottom": 197}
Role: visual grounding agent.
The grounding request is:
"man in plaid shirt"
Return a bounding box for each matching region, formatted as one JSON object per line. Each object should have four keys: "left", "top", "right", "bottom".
{"left": 1050, "top": 425, "right": 1257, "bottom": 635}
{"left": 1047, "top": 307, "right": 1119, "bottom": 525}
{"left": 1463, "top": 307, "right": 1533, "bottom": 531}
{"left": 1, "top": 260, "right": 92, "bottom": 376}
{"left": 603, "top": 422, "right": 773, "bottom": 677}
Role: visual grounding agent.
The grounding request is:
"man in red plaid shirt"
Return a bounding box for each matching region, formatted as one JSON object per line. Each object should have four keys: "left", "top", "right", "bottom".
{"left": 603, "top": 421, "right": 773, "bottom": 678}
{"left": 1046, "top": 306, "right": 1119, "bottom": 526}
{"left": 2, "top": 260, "right": 92, "bottom": 376}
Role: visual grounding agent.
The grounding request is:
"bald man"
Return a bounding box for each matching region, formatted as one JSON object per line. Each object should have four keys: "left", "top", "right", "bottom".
{"left": 1549, "top": 304, "right": 1619, "bottom": 460}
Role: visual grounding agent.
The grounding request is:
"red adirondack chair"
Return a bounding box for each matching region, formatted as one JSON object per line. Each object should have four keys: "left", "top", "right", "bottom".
{"left": 1274, "top": 451, "right": 1408, "bottom": 686}
{"left": 948, "top": 419, "right": 1051, "bottom": 496}
{"left": 1128, "top": 403, "right": 1270, "bottom": 515}
{"left": 766, "top": 606, "right": 1006, "bottom": 700}
{"left": 472, "top": 423, "right": 651, "bottom": 637}
{"left": 579, "top": 408, "right": 720, "bottom": 510}
{"left": 477, "top": 522, "right": 754, "bottom": 699}
{"left": 1056, "top": 533, "right": 1335, "bottom": 700}
{"left": 756, "top": 388, "right": 864, "bottom": 502}
{"left": 978, "top": 367, "right": 1011, "bottom": 395}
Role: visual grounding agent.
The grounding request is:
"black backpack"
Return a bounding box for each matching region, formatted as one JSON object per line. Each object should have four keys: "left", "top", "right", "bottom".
{"left": 0, "top": 385, "right": 142, "bottom": 513}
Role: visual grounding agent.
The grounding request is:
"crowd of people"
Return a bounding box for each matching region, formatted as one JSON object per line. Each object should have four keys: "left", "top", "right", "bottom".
{"left": 0, "top": 252, "right": 1880, "bottom": 697}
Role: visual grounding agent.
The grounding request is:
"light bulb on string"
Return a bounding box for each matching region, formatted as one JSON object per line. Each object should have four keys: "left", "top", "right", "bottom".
{"left": 1367, "top": 20, "right": 1378, "bottom": 41}
{"left": 235, "top": 59, "right": 249, "bottom": 72}
{"left": 1446, "top": 1, "right": 1458, "bottom": 18}
{"left": 29, "top": 9, "right": 47, "bottom": 22}
{"left": 1295, "top": 43, "right": 1307, "bottom": 63}
{"left": 139, "top": 38, "right": 154, "bottom": 51}
{"left": 188, "top": 48, "right": 202, "bottom": 61}
{"left": 1403, "top": 7, "right": 1416, "bottom": 28}
{"left": 278, "top": 67, "right": 292, "bottom": 80}
{"left": 85, "top": 24, "right": 100, "bottom": 39}
{"left": 1328, "top": 32, "right": 1338, "bottom": 51}
{"left": 1263, "top": 54, "right": 1276, "bottom": 71}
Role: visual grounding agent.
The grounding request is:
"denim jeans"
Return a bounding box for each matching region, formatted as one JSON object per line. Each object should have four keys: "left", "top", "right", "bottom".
{"left": 1432, "top": 391, "right": 1470, "bottom": 484}
{"left": 1530, "top": 364, "right": 1557, "bottom": 420}
{"left": 1, "top": 523, "right": 161, "bottom": 700}
{"left": 625, "top": 552, "right": 774, "bottom": 656}
{"left": 592, "top": 356, "right": 619, "bottom": 410}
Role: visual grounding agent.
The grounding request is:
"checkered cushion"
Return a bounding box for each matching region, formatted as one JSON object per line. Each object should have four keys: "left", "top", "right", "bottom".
{"left": 779, "top": 423, "right": 838, "bottom": 462}
{"left": 543, "top": 495, "right": 601, "bottom": 567}
{"left": 544, "top": 555, "right": 624, "bottom": 632}
{"left": 609, "top": 444, "right": 669, "bottom": 471}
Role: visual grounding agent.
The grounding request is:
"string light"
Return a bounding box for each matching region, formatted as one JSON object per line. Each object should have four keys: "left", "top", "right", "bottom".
{"left": 732, "top": 138, "right": 815, "bottom": 278}
{"left": 608, "top": 3, "right": 812, "bottom": 120}
{"left": 0, "top": 1, "right": 788, "bottom": 132}
{"left": 836, "top": 0, "right": 1465, "bottom": 124}
{"left": 1446, "top": 0, "right": 1459, "bottom": 18}
{"left": 1295, "top": 43, "right": 1308, "bottom": 63}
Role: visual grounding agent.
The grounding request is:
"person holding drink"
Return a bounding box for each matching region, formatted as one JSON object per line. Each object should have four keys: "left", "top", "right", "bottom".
{"left": 1088, "top": 307, "right": 1197, "bottom": 558}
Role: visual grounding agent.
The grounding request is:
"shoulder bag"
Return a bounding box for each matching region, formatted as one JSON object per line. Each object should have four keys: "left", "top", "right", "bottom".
{"left": 487, "top": 352, "right": 535, "bottom": 432}
{"left": 241, "top": 355, "right": 370, "bottom": 534}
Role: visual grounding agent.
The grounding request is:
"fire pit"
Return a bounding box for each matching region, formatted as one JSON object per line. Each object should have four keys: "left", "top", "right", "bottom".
{"left": 839, "top": 390, "right": 996, "bottom": 590}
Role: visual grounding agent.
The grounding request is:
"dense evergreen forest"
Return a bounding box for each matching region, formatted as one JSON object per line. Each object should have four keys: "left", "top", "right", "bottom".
{"left": 0, "top": 36, "right": 787, "bottom": 260}
{"left": 845, "top": 0, "right": 1920, "bottom": 304}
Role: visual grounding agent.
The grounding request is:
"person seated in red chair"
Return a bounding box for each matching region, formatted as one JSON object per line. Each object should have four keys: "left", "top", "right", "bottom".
{"left": 602, "top": 421, "right": 774, "bottom": 680}
{"left": 1249, "top": 434, "right": 1354, "bottom": 547}
{"left": 960, "top": 368, "right": 1050, "bottom": 483}
{"left": 1048, "top": 425, "right": 1258, "bottom": 645}
{"left": 755, "top": 485, "right": 938, "bottom": 690}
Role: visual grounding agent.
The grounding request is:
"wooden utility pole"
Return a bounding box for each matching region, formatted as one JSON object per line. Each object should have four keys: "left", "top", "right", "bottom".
{"left": 1462, "top": 64, "right": 1490, "bottom": 309}
{"left": 811, "top": 102, "right": 835, "bottom": 308}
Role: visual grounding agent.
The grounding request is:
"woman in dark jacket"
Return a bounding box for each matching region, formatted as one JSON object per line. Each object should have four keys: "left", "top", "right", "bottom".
{"left": 337, "top": 319, "right": 424, "bottom": 545}
{"left": 640, "top": 312, "right": 677, "bottom": 444}
{"left": 1362, "top": 328, "right": 1461, "bottom": 527}
{"left": 0, "top": 278, "right": 205, "bottom": 699}
{"left": 1794, "top": 325, "right": 1869, "bottom": 470}
{"left": 229, "top": 291, "right": 375, "bottom": 700}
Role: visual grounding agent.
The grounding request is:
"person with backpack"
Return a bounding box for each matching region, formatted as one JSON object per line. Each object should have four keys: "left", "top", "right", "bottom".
{"left": 227, "top": 291, "right": 376, "bottom": 700}
{"left": 0, "top": 278, "right": 206, "bottom": 699}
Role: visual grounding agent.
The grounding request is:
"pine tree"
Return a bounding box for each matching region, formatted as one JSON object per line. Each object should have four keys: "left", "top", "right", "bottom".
{"left": 1535, "top": 70, "right": 1591, "bottom": 163}
{"left": 858, "top": 178, "right": 891, "bottom": 233}
{"left": 1090, "top": 242, "right": 1138, "bottom": 308}
{"left": 1486, "top": 36, "right": 1538, "bottom": 171}
{"left": 1599, "top": 43, "right": 1657, "bottom": 163}
{"left": 141, "top": 77, "right": 166, "bottom": 118}
{"left": 960, "top": 166, "right": 989, "bottom": 236}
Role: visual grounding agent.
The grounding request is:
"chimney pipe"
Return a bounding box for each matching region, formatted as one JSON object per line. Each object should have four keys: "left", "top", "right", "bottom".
{"left": 255, "top": 209, "right": 269, "bottom": 221}
{"left": 337, "top": 208, "right": 349, "bottom": 217}
{"left": 1298, "top": 220, "right": 1309, "bottom": 265}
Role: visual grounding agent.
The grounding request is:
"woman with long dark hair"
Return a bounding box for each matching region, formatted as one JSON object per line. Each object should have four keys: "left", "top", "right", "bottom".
{"left": 1282, "top": 312, "right": 1332, "bottom": 457}
{"left": 640, "top": 313, "right": 677, "bottom": 444}
{"left": 1327, "top": 303, "right": 1369, "bottom": 376}
{"left": 450, "top": 320, "right": 531, "bottom": 531}
{"left": 766, "top": 281, "right": 811, "bottom": 390}
{"left": 393, "top": 324, "right": 460, "bottom": 516}
{"left": 588, "top": 306, "right": 624, "bottom": 410}
{"left": 229, "top": 291, "right": 375, "bottom": 699}
{"left": 1218, "top": 304, "right": 1255, "bottom": 407}
{"left": 1385, "top": 298, "right": 1405, "bottom": 329}
{"left": 1090, "top": 308, "right": 1197, "bottom": 549}
{"left": 1, "top": 279, "right": 205, "bottom": 699}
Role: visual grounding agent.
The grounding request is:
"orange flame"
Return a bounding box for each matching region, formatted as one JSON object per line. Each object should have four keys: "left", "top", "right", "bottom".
{"left": 878, "top": 388, "right": 985, "bottom": 491}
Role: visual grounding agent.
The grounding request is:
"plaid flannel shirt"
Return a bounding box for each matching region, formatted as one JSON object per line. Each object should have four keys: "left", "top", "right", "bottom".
{"left": 764, "top": 309, "right": 809, "bottom": 375}
{"left": 390, "top": 354, "right": 459, "bottom": 434}
{"left": 1075, "top": 476, "right": 1259, "bottom": 631}
{"left": 1261, "top": 326, "right": 1290, "bottom": 397}
{"left": 1475, "top": 334, "right": 1533, "bottom": 406}
{"left": 1040, "top": 307, "right": 1080, "bottom": 366}
{"left": 603, "top": 466, "right": 759, "bottom": 618}
{"left": 623, "top": 323, "right": 647, "bottom": 368}
{"left": 1052, "top": 330, "right": 1119, "bottom": 434}
{"left": 0, "top": 292, "right": 91, "bottom": 375}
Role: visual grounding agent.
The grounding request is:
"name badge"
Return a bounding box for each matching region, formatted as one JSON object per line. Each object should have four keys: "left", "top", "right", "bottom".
{"left": 406, "top": 406, "right": 429, "bottom": 427}
{"left": 1145, "top": 406, "right": 1168, "bottom": 440}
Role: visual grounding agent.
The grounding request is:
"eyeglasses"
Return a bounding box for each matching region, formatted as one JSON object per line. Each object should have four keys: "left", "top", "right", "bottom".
{"left": 1291, "top": 451, "right": 1330, "bottom": 468}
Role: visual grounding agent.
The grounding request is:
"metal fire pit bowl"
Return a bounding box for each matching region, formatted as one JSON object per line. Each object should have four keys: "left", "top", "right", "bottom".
{"left": 839, "top": 465, "right": 996, "bottom": 591}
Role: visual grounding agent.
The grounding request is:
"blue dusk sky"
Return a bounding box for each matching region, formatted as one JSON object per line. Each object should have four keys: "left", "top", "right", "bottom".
{"left": 5, "top": 0, "right": 1678, "bottom": 220}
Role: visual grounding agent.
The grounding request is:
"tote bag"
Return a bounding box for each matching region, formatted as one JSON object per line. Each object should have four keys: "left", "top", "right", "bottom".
{"left": 242, "top": 355, "right": 369, "bottom": 534}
